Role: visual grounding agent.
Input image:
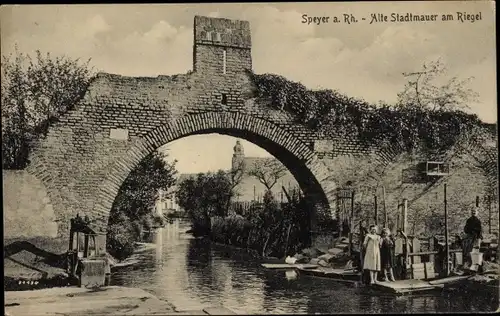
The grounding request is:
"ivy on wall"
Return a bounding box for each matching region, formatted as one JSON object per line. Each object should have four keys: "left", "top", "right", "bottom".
{"left": 247, "top": 71, "right": 487, "bottom": 154}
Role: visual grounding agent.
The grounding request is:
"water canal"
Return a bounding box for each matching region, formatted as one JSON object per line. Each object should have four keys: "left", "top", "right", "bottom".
{"left": 111, "top": 219, "right": 498, "bottom": 314}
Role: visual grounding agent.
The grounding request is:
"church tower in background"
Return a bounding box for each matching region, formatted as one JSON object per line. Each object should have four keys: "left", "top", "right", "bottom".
{"left": 232, "top": 140, "right": 245, "bottom": 171}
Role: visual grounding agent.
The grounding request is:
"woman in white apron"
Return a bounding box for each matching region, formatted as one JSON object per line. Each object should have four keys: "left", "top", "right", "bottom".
{"left": 363, "top": 225, "right": 381, "bottom": 284}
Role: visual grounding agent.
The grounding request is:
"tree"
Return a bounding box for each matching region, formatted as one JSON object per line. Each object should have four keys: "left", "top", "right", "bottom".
{"left": 398, "top": 59, "right": 479, "bottom": 111}
{"left": 1, "top": 47, "right": 94, "bottom": 169}
{"left": 2, "top": 50, "right": 33, "bottom": 169}
{"left": 107, "top": 151, "right": 177, "bottom": 259}
{"left": 28, "top": 51, "right": 93, "bottom": 132}
{"left": 176, "top": 170, "right": 237, "bottom": 235}
{"left": 109, "top": 151, "right": 178, "bottom": 222}
{"left": 247, "top": 158, "right": 287, "bottom": 190}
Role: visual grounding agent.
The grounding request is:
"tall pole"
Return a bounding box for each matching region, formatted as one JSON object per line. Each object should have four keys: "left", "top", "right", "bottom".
{"left": 444, "top": 183, "right": 450, "bottom": 277}
{"left": 253, "top": 186, "right": 256, "bottom": 202}
{"left": 337, "top": 190, "right": 342, "bottom": 237}
{"left": 348, "top": 190, "right": 355, "bottom": 256}
{"left": 488, "top": 195, "right": 492, "bottom": 234}
{"left": 402, "top": 199, "right": 409, "bottom": 279}
{"left": 374, "top": 195, "right": 378, "bottom": 227}
{"left": 382, "top": 186, "right": 388, "bottom": 228}
{"left": 402, "top": 199, "right": 408, "bottom": 234}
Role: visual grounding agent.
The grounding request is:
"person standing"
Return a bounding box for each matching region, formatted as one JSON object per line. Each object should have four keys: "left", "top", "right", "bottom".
{"left": 363, "top": 225, "right": 381, "bottom": 284}
{"left": 380, "top": 228, "right": 396, "bottom": 282}
{"left": 463, "top": 206, "right": 483, "bottom": 265}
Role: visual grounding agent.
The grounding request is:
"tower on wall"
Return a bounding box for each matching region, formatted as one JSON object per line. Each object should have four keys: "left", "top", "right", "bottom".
{"left": 193, "top": 16, "right": 252, "bottom": 74}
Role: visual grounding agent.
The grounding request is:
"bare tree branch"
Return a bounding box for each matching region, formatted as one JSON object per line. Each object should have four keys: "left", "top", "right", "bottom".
{"left": 398, "top": 59, "right": 478, "bottom": 111}
{"left": 247, "top": 158, "right": 287, "bottom": 190}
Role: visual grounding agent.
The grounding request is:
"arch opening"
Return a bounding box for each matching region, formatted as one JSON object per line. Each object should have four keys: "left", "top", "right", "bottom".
{"left": 97, "top": 112, "right": 337, "bottom": 240}
{"left": 180, "top": 128, "right": 330, "bottom": 208}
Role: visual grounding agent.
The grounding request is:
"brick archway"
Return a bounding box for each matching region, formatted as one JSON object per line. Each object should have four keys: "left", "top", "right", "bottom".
{"left": 21, "top": 15, "right": 350, "bottom": 249}
{"left": 95, "top": 111, "right": 336, "bottom": 232}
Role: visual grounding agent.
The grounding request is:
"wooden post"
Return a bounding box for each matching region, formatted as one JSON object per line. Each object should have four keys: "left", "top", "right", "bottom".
{"left": 342, "top": 196, "right": 346, "bottom": 235}
{"left": 83, "top": 234, "right": 89, "bottom": 258}
{"left": 92, "top": 236, "right": 97, "bottom": 256}
{"left": 402, "top": 199, "right": 409, "bottom": 279}
{"left": 253, "top": 186, "right": 256, "bottom": 201}
{"left": 68, "top": 227, "right": 74, "bottom": 274}
{"left": 382, "top": 186, "right": 387, "bottom": 228}
{"left": 284, "top": 224, "right": 292, "bottom": 258}
{"left": 396, "top": 213, "right": 400, "bottom": 233}
{"left": 402, "top": 199, "right": 408, "bottom": 235}
{"left": 374, "top": 195, "right": 378, "bottom": 227}
{"left": 488, "top": 195, "right": 492, "bottom": 234}
{"left": 348, "top": 190, "right": 355, "bottom": 256}
{"left": 76, "top": 232, "right": 80, "bottom": 253}
{"left": 69, "top": 228, "right": 74, "bottom": 252}
{"left": 429, "top": 236, "right": 435, "bottom": 271}
{"left": 359, "top": 221, "right": 364, "bottom": 283}
{"left": 444, "top": 183, "right": 450, "bottom": 277}
{"left": 337, "top": 190, "right": 343, "bottom": 237}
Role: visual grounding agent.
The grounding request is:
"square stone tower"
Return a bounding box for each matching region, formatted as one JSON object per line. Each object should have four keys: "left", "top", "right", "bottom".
{"left": 193, "top": 16, "right": 252, "bottom": 74}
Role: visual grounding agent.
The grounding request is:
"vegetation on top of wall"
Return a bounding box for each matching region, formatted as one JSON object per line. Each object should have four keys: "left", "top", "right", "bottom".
{"left": 247, "top": 60, "right": 489, "bottom": 154}
{"left": 1, "top": 47, "right": 95, "bottom": 169}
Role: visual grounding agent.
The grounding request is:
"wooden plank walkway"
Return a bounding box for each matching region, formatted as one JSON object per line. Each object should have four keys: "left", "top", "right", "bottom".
{"left": 371, "top": 279, "right": 444, "bottom": 295}
{"left": 261, "top": 263, "right": 318, "bottom": 270}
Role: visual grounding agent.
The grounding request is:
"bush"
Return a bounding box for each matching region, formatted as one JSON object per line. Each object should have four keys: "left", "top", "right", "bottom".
{"left": 177, "top": 170, "right": 237, "bottom": 236}
{"left": 211, "top": 215, "right": 249, "bottom": 246}
{"left": 209, "top": 191, "right": 312, "bottom": 258}
{"left": 152, "top": 214, "right": 165, "bottom": 228}
{"left": 106, "top": 151, "right": 177, "bottom": 260}
{"left": 106, "top": 217, "right": 136, "bottom": 260}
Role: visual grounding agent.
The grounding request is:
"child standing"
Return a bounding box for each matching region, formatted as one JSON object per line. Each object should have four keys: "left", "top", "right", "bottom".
{"left": 363, "top": 225, "right": 381, "bottom": 284}
{"left": 380, "top": 228, "right": 396, "bottom": 282}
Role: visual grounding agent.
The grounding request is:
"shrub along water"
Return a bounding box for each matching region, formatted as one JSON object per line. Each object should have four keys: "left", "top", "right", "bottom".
{"left": 106, "top": 151, "right": 177, "bottom": 261}
{"left": 210, "top": 190, "right": 312, "bottom": 259}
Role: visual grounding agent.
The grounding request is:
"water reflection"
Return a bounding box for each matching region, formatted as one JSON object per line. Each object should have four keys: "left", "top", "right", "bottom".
{"left": 112, "top": 219, "right": 498, "bottom": 314}
{"left": 154, "top": 227, "right": 163, "bottom": 262}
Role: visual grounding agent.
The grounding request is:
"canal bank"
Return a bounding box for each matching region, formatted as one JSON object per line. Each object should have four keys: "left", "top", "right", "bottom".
{"left": 4, "top": 286, "right": 237, "bottom": 315}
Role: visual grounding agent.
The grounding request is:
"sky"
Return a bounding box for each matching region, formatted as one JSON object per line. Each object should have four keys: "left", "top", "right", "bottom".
{"left": 1, "top": 2, "right": 496, "bottom": 173}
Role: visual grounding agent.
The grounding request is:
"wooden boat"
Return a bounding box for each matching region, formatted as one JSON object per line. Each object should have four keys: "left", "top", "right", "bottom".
{"left": 370, "top": 279, "right": 444, "bottom": 295}
{"left": 261, "top": 263, "right": 319, "bottom": 270}
{"left": 295, "top": 266, "right": 361, "bottom": 283}
{"left": 295, "top": 266, "right": 450, "bottom": 296}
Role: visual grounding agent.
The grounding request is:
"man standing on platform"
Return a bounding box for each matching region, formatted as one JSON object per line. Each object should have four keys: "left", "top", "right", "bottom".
{"left": 463, "top": 206, "right": 483, "bottom": 265}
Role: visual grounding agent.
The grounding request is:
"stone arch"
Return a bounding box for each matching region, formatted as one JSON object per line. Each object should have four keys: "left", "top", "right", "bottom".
{"left": 94, "top": 111, "right": 336, "bottom": 233}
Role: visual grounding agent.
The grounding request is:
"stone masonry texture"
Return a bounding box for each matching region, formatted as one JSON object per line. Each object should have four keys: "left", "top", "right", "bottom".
{"left": 11, "top": 16, "right": 497, "bottom": 247}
